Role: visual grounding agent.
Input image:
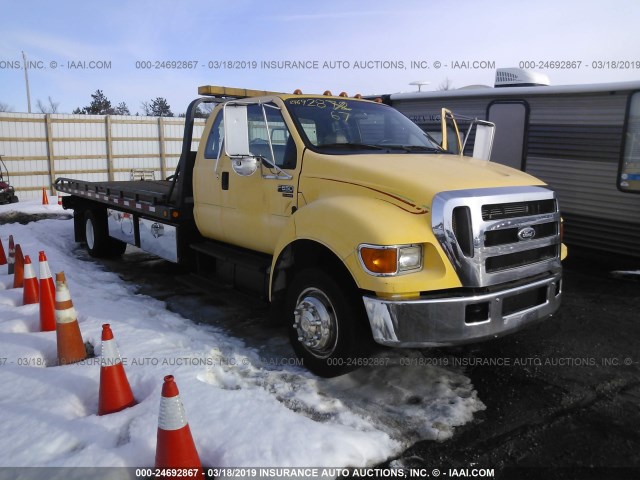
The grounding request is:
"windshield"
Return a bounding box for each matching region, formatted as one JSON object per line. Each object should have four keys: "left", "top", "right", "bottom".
{"left": 284, "top": 98, "right": 444, "bottom": 154}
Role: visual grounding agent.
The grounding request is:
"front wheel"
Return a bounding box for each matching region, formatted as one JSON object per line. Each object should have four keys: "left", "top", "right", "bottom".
{"left": 286, "top": 268, "right": 370, "bottom": 377}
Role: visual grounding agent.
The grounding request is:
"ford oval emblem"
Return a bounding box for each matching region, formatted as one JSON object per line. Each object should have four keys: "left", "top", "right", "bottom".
{"left": 517, "top": 226, "right": 536, "bottom": 241}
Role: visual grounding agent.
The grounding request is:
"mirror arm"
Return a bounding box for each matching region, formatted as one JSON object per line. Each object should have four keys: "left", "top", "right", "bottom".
{"left": 259, "top": 155, "right": 293, "bottom": 180}
{"left": 260, "top": 104, "right": 278, "bottom": 169}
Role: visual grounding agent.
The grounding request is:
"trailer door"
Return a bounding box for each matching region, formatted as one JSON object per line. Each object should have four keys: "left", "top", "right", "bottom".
{"left": 487, "top": 101, "right": 528, "bottom": 170}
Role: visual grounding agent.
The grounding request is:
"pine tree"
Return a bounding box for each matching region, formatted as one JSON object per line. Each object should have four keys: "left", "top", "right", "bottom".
{"left": 142, "top": 97, "right": 174, "bottom": 117}
{"left": 75, "top": 90, "right": 125, "bottom": 114}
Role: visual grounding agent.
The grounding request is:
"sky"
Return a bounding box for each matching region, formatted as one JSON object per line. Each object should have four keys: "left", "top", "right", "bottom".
{"left": 1, "top": 0, "right": 639, "bottom": 115}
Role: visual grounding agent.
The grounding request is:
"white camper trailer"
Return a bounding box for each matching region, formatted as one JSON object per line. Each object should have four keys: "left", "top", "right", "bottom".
{"left": 383, "top": 70, "right": 640, "bottom": 258}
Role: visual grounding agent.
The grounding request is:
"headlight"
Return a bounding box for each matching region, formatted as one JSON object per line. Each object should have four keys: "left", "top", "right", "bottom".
{"left": 358, "top": 244, "right": 423, "bottom": 276}
{"left": 398, "top": 245, "right": 422, "bottom": 271}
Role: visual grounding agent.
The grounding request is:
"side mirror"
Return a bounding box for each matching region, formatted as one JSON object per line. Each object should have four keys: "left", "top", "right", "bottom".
{"left": 231, "top": 157, "right": 259, "bottom": 176}
{"left": 470, "top": 121, "right": 495, "bottom": 161}
{"left": 223, "top": 103, "right": 258, "bottom": 176}
{"left": 223, "top": 104, "right": 252, "bottom": 157}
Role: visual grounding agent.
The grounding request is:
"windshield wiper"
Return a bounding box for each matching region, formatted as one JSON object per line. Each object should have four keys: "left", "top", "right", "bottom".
{"left": 316, "top": 143, "right": 385, "bottom": 150}
{"left": 376, "top": 144, "right": 444, "bottom": 153}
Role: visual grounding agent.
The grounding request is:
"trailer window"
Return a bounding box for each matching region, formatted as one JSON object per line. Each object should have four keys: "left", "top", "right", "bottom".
{"left": 619, "top": 92, "right": 640, "bottom": 193}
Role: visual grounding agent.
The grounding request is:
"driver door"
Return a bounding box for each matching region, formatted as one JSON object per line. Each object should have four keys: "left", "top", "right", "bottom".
{"left": 221, "top": 102, "right": 299, "bottom": 254}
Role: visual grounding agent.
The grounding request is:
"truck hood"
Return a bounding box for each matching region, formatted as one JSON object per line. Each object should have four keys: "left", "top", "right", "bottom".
{"left": 301, "top": 152, "right": 547, "bottom": 213}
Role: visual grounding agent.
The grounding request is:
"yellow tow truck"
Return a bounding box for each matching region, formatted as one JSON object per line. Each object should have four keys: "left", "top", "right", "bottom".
{"left": 56, "top": 85, "right": 566, "bottom": 376}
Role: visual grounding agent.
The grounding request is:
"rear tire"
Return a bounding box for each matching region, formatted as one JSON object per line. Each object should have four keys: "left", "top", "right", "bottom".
{"left": 109, "top": 238, "right": 127, "bottom": 256}
{"left": 84, "top": 209, "right": 116, "bottom": 257}
{"left": 286, "top": 268, "right": 370, "bottom": 377}
{"left": 9, "top": 195, "right": 18, "bottom": 203}
{"left": 84, "top": 209, "right": 109, "bottom": 257}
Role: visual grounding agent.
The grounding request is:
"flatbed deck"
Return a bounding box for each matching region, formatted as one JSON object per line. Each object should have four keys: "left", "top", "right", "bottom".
{"left": 55, "top": 177, "right": 180, "bottom": 219}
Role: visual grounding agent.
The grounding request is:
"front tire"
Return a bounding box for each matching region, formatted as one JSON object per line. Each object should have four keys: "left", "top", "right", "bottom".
{"left": 286, "top": 268, "right": 370, "bottom": 377}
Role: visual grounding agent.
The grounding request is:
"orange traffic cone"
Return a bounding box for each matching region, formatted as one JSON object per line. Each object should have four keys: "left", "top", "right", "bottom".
{"left": 55, "top": 272, "right": 87, "bottom": 365}
{"left": 0, "top": 237, "right": 6, "bottom": 265}
{"left": 22, "top": 255, "right": 39, "bottom": 305}
{"left": 42, "top": 187, "right": 49, "bottom": 205}
{"left": 98, "top": 324, "right": 136, "bottom": 415}
{"left": 155, "top": 375, "right": 202, "bottom": 472}
{"left": 39, "top": 251, "right": 56, "bottom": 331}
{"left": 7, "top": 235, "right": 15, "bottom": 275}
{"left": 12, "top": 244, "right": 25, "bottom": 289}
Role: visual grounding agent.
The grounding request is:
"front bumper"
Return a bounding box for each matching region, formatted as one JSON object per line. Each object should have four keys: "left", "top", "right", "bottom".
{"left": 363, "top": 273, "right": 562, "bottom": 347}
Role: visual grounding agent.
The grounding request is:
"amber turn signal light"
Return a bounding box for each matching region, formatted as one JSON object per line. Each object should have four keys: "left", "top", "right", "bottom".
{"left": 360, "top": 247, "right": 398, "bottom": 274}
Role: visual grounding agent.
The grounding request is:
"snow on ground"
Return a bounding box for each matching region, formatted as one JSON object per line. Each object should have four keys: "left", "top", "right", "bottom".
{"left": 0, "top": 200, "right": 484, "bottom": 471}
{"left": 611, "top": 270, "right": 640, "bottom": 276}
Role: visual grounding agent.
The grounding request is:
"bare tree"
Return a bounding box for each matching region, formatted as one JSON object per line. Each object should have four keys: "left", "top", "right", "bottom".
{"left": 197, "top": 103, "right": 214, "bottom": 118}
{"left": 36, "top": 96, "right": 60, "bottom": 114}
{"left": 438, "top": 78, "right": 454, "bottom": 91}
{"left": 180, "top": 103, "right": 214, "bottom": 118}
{"left": 140, "top": 101, "right": 151, "bottom": 116}
{"left": 0, "top": 102, "right": 13, "bottom": 112}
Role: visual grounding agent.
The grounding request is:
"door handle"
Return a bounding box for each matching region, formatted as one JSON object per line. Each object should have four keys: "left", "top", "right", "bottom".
{"left": 222, "top": 171, "right": 229, "bottom": 190}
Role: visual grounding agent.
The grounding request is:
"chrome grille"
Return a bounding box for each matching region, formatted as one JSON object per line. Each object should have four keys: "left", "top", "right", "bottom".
{"left": 481, "top": 199, "right": 556, "bottom": 221}
{"left": 484, "top": 221, "right": 557, "bottom": 247}
{"left": 432, "top": 186, "right": 562, "bottom": 287}
{"left": 485, "top": 245, "right": 559, "bottom": 273}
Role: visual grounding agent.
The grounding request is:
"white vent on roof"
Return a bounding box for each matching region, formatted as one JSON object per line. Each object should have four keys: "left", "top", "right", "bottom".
{"left": 495, "top": 68, "right": 550, "bottom": 87}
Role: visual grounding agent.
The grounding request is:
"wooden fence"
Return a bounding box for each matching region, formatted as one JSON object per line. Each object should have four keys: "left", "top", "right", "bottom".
{"left": 0, "top": 113, "right": 206, "bottom": 200}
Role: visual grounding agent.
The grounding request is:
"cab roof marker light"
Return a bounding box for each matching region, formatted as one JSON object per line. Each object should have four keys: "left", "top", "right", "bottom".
{"left": 199, "top": 85, "right": 367, "bottom": 100}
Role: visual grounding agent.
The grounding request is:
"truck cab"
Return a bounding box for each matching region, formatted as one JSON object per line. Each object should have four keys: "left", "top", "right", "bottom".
{"left": 192, "top": 87, "right": 566, "bottom": 375}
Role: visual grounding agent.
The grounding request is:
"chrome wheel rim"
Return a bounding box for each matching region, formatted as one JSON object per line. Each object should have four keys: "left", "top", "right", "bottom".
{"left": 293, "top": 287, "right": 338, "bottom": 359}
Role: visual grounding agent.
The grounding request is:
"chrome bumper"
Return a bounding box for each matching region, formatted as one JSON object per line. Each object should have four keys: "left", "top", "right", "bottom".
{"left": 363, "top": 273, "right": 562, "bottom": 347}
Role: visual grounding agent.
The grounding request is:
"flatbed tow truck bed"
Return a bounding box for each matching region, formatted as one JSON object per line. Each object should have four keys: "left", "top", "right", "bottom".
{"left": 55, "top": 177, "right": 181, "bottom": 220}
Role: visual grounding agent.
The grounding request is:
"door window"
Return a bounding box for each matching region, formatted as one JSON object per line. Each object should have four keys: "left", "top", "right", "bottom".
{"left": 204, "top": 113, "right": 225, "bottom": 159}
{"left": 247, "top": 104, "right": 297, "bottom": 169}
